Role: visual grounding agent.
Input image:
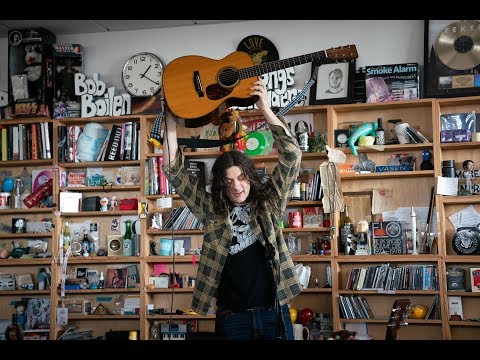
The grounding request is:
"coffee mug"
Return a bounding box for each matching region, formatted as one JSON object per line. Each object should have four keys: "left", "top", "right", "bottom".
{"left": 394, "top": 123, "right": 411, "bottom": 144}
{"left": 293, "top": 323, "right": 310, "bottom": 340}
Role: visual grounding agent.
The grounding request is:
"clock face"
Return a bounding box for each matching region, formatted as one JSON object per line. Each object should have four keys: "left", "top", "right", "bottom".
{"left": 122, "top": 52, "right": 163, "bottom": 97}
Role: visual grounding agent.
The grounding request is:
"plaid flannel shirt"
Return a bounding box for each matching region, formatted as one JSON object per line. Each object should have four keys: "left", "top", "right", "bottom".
{"left": 163, "top": 118, "right": 303, "bottom": 316}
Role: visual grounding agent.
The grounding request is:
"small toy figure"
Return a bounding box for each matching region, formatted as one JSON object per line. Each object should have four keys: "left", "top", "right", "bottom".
{"left": 15, "top": 300, "right": 27, "bottom": 328}
{"left": 24, "top": 44, "right": 43, "bottom": 99}
{"left": 150, "top": 241, "right": 158, "bottom": 256}
{"left": 462, "top": 160, "right": 475, "bottom": 195}
{"left": 420, "top": 150, "right": 434, "bottom": 170}
{"left": 355, "top": 220, "right": 371, "bottom": 255}
{"left": 217, "top": 109, "right": 247, "bottom": 152}
{"left": 109, "top": 196, "right": 117, "bottom": 211}
{"left": 99, "top": 196, "right": 109, "bottom": 211}
{"left": 347, "top": 122, "right": 378, "bottom": 156}
{"left": 353, "top": 153, "right": 376, "bottom": 173}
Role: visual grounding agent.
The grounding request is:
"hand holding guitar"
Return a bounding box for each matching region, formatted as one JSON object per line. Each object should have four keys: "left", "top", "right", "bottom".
{"left": 251, "top": 79, "right": 291, "bottom": 136}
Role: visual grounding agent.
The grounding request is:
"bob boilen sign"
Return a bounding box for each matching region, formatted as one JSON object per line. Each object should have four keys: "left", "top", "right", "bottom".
{"left": 74, "top": 73, "right": 131, "bottom": 117}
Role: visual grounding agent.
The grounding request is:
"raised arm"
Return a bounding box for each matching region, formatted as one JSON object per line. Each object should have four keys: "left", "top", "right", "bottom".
{"left": 251, "top": 79, "right": 293, "bottom": 136}
{"left": 251, "top": 79, "right": 302, "bottom": 213}
{"left": 162, "top": 111, "right": 178, "bottom": 166}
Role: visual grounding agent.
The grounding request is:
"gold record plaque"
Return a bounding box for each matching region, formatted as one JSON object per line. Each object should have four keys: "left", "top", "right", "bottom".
{"left": 436, "top": 20, "right": 480, "bottom": 70}
{"left": 424, "top": 20, "right": 480, "bottom": 98}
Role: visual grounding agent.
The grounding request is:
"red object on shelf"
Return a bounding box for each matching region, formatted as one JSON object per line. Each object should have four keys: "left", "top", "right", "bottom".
{"left": 119, "top": 198, "right": 138, "bottom": 210}
{"left": 289, "top": 211, "right": 302, "bottom": 228}
{"left": 23, "top": 179, "right": 53, "bottom": 208}
{"left": 299, "top": 308, "right": 314, "bottom": 325}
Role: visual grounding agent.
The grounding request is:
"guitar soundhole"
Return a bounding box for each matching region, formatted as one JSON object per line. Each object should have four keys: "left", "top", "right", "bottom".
{"left": 206, "top": 84, "right": 232, "bottom": 101}
{"left": 218, "top": 68, "right": 239, "bottom": 87}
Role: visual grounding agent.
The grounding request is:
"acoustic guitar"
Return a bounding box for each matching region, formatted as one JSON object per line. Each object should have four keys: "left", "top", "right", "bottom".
{"left": 163, "top": 45, "right": 358, "bottom": 127}
{"left": 385, "top": 299, "right": 411, "bottom": 340}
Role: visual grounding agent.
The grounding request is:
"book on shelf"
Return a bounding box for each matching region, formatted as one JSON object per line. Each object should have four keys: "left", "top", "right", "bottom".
{"left": 448, "top": 296, "right": 463, "bottom": 321}
{"left": 66, "top": 169, "right": 87, "bottom": 187}
{"left": 121, "top": 166, "right": 141, "bottom": 186}
{"left": 123, "top": 121, "right": 133, "bottom": 160}
{"left": 67, "top": 125, "right": 82, "bottom": 162}
{"left": 425, "top": 294, "right": 440, "bottom": 320}
{"left": 184, "top": 160, "right": 206, "bottom": 188}
{"left": 104, "top": 124, "right": 122, "bottom": 161}
{"left": 470, "top": 267, "right": 480, "bottom": 292}
{"left": 370, "top": 221, "right": 405, "bottom": 255}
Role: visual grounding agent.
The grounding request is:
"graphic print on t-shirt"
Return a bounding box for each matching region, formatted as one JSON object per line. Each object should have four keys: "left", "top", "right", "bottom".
{"left": 229, "top": 205, "right": 256, "bottom": 255}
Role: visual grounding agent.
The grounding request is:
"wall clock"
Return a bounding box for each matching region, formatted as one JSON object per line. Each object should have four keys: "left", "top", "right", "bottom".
{"left": 122, "top": 52, "right": 163, "bottom": 97}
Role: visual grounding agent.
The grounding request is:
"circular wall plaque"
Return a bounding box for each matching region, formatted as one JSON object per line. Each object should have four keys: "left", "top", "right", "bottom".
{"left": 237, "top": 35, "right": 279, "bottom": 65}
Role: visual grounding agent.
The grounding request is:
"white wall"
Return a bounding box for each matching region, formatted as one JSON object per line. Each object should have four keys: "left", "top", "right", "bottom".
{"left": 0, "top": 20, "right": 425, "bottom": 99}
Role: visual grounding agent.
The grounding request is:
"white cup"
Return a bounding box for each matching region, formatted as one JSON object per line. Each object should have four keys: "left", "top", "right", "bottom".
{"left": 472, "top": 132, "right": 480, "bottom": 142}
{"left": 394, "top": 123, "right": 411, "bottom": 144}
{"left": 293, "top": 323, "right": 310, "bottom": 340}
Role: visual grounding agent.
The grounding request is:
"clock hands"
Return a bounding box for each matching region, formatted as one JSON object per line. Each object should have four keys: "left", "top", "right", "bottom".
{"left": 140, "top": 65, "right": 152, "bottom": 79}
{"left": 143, "top": 74, "right": 160, "bottom": 85}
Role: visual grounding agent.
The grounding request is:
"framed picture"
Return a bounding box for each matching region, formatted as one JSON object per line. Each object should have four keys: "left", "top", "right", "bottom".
{"left": 309, "top": 60, "right": 355, "bottom": 105}
{"left": 424, "top": 20, "right": 480, "bottom": 98}
{"left": 106, "top": 267, "right": 127, "bottom": 289}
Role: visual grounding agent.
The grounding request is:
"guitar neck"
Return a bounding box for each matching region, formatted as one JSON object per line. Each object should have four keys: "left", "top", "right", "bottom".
{"left": 239, "top": 45, "right": 358, "bottom": 79}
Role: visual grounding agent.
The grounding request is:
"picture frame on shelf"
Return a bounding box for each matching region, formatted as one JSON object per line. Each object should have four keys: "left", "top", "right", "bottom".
{"left": 106, "top": 267, "right": 127, "bottom": 289}
{"left": 424, "top": 20, "right": 480, "bottom": 98}
{"left": 309, "top": 59, "right": 355, "bottom": 105}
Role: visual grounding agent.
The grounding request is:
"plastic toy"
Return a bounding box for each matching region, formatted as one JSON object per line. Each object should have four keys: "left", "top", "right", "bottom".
{"left": 1, "top": 177, "right": 15, "bottom": 192}
{"left": 218, "top": 109, "right": 247, "bottom": 152}
{"left": 347, "top": 122, "right": 378, "bottom": 156}
{"left": 420, "top": 150, "right": 434, "bottom": 170}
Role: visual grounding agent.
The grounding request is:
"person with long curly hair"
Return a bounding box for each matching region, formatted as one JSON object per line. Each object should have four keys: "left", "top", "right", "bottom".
{"left": 162, "top": 78, "right": 302, "bottom": 340}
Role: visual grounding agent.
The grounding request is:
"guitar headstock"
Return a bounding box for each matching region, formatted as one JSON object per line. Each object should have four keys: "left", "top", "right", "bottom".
{"left": 385, "top": 299, "right": 411, "bottom": 340}
{"left": 326, "top": 44, "right": 358, "bottom": 60}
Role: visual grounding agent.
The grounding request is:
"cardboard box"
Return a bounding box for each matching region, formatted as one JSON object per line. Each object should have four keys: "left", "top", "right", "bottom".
{"left": 8, "top": 28, "right": 56, "bottom": 117}
{"left": 52, "top": 43, "right": 83, "bottom": 119}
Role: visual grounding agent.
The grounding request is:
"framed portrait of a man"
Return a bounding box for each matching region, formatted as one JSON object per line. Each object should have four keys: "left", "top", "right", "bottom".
{"left": 309, "top": 60, "right": 355, "bottom": 105}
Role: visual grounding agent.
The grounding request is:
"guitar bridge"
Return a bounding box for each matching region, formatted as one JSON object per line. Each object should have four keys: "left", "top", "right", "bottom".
{"left": 193, "top": 71, "right": 204, "bottom": 97}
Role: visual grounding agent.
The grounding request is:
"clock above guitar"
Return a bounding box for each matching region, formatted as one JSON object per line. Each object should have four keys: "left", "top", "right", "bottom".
{"left": 122, "top": 52, "right": 163, "bottom": 97}
{"left": 162, "top": 44, "right": 358, "bottom": 127}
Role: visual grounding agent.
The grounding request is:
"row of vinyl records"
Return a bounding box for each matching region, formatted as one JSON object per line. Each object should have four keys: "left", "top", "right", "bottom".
{"left": 339, "top": 294, "right": 440, "bottom": 320}
{"left": 57, "top": 122, "right": 141, "bottom": 163}
{"left": 338, "top": 295, "right": 375, "bottom": 320}
{"left": 0, "top": 122, "right": 53, "bottom": 161}
{"left": 345, "top": 264, "right": 440, "bottom": 291}
{"left": 162, "top": 206, "right": 204, "bottom": 230}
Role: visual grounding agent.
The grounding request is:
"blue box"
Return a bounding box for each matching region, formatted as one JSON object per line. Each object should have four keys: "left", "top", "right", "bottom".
{"left": 375, "top": 164, "right": 411, "bottom": 172}
{"left": 65, "top": 284, "right": 81, "bottom": 290}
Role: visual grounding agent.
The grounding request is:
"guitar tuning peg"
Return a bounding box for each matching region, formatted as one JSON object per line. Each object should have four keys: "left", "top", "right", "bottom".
{"left": 400, "top": 321, "right": 408, "bottom": 326}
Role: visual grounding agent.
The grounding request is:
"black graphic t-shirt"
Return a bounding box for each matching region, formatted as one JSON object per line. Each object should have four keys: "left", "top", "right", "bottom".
{"left": 216, "top": 204, "right": 274, "bottom": 311}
